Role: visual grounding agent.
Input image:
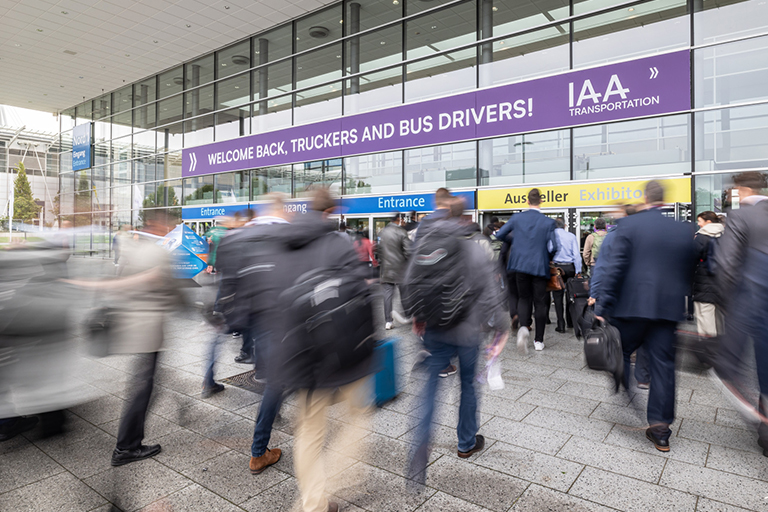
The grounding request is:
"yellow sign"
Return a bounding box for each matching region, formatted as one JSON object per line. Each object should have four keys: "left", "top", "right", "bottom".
{"left": 477, "top": 177, "right": 691, "bottom": 210}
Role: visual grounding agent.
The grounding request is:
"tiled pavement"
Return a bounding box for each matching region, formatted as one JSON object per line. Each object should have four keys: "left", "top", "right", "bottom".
{"left": 2, "top": 304, "right": 767, "bottom": 511}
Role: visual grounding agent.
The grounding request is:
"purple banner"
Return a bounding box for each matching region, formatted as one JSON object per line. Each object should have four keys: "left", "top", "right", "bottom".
{"left": 183, "top": 50, "right": 690, "bottom": 177}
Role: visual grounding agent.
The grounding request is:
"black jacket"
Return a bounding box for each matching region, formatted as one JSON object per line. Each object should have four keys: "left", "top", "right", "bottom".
{"left": 692, "top": 223, "right": 724, "bottom": 304}
{"left": 594, "top": 208, "right": 696, "bottom": 322}
{"left": 376, "top": 222, "right": 410, "bottom": 284}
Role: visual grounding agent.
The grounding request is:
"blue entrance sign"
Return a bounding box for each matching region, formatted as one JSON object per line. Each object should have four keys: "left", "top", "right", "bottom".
{"left": 159, "top": 223, "right": 209, "bottom": 279}
{"left": 72, "top": 123, "right": 91, "bottom": 171}
{"left": 339, "top": 190, "right": 475, "bottom": 215}
{"left": 182, "top": 204, "right": 251, "bottom": 220}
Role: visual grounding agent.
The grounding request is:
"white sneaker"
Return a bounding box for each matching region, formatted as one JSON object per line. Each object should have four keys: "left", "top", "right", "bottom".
{"left": 534, "top": 341, "right": 545, "bottom": 351}
{"left": 385, "top": 322, "right": 393, "bottom": 330}
{"left": 516, "top": 326, "right": 529, "bottom": 354}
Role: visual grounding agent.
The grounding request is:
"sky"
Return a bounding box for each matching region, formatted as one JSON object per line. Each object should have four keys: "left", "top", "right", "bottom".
{"left": 0, "top": 105, "right": 59, "bottom": 134}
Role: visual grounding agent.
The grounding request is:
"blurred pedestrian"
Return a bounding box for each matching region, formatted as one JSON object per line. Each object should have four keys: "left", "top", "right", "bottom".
{"left": 711, "top": 171, "right": 768, "bottom": 455}
{"left": 595, "top": 181, "right": 696, "bottom": 452}
{"left": 495, "top": 188, "right": 558, "bottom": 352}
{"left": 583, "top": 217, "right": 608, "bottom": 275}
{"left": 692, "top": 211, "right": 724, "bottom": 337}
{"left": 377, "top": 213, "right": 410, "bottom": 330}
{"left": 551, "top": 217, "right": 581, "bottom": 333}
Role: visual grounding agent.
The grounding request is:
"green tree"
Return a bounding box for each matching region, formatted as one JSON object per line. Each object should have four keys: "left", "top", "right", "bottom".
{"left": 12, "top": 163, "right": 40, "bottom": 223}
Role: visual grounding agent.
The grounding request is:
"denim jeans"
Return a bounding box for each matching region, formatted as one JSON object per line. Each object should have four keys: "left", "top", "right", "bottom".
{"left": 413, "top": 333, "right": 480, "bottom": 462}
{"left": 204, "top": 332, "right": 226, "bottom": 389}
{"left": 251, "top": 383, "right": 284, "bottom": 457}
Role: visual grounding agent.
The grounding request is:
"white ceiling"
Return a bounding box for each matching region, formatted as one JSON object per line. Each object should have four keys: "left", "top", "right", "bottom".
{"left": 0, "top": 0, "right": 338, "bottom": 114}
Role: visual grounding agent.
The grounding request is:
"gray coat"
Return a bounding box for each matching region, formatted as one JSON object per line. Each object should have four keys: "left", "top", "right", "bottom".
{"left": 377, "top": 222, "right": 410, "bottom": 284}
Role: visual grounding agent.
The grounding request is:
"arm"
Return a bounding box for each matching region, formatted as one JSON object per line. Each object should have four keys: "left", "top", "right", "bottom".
{"left": 572, "top": 234, "right": 582, "bottom": 275}
{"left": 547, "top": 223, "right": 559, "bottom": 260}
{"left": 716, "top": 214, "right": 748, "bottom": 309}
{"left": 401, "top": 229, "right": 411, "bottom": 260}
{"left": 495, "top": 218, "right": 514, "bottom": 244}
{"left": 593, "top": 229, "right": 630, "bottom": 319}
{"left": 583, "top": 235, "right": 593, "bottom": 266}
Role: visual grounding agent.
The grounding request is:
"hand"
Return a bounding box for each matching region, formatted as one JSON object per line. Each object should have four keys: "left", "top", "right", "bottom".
{"left": 587, "top": 297, "right": 596, "bottom": 306}
{"left": 412, "top": 320, "right": 426, "bottom": 337}
{"left": 205, "top": 266, "right": 214, "bottom": 274}
{"left": 487, "top": 331, "right": 509, "bottom": 359}
{"left": 595, "top": 315, "right": 605, "bottom": 323}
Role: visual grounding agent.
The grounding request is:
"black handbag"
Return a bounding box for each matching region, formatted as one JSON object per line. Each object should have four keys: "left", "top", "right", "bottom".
{"left": 583, "top": 316, "right": 624, "bottom": 391}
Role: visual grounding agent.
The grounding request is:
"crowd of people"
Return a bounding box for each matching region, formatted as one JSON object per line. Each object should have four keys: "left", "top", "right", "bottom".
{"left": 0, "top": 172, "right": 766, "bottom": 512}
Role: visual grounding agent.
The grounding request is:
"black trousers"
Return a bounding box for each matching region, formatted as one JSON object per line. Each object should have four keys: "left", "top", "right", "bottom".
{"left": 516, "top": 273, "right": 549, "bottom": 342}
{"left": 506, "top": 271, "right": 519, "bottom": 319}
{"left": 116, "top": 351, "right": 159, "bottom": 450}
{"left": 552, "top": 263, "right": 576, "bottom": 329}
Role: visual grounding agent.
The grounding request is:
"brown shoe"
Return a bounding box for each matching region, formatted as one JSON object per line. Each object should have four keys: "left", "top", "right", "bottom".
{"left": 458, "top": 434, "right": 485, "bottom": 458}
{"left": 249, "top": 448, "right": 281, "bottom": 474}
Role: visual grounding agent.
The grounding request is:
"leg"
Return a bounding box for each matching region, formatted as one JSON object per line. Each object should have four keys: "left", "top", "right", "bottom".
{"left": 615, "top": 319, "right": 646, "bottom": 392}
{"left": 203, "top": 332, "right": 223, "bottom": 389}
{"left": 506, "top": 272, "right": 519, "bottom": 320}
{"left": 251, "top": 384, "right": 285, "bottom": 457}
{"left": 531, "top": 276, "right": 549, "bottom": 342}
{"left": 382, "top": 283, "right": 395, "bottom": 324}
{"left": 295, "top": 387, "right": 334, "bottom": 512}
{"left": 240, "top": 326, "right": 255, "bottom": 362}
{"left": 456, "top": 344, "right": 480, "bottom": 452}
{"left": 634, "top": 345, "right": 651, "bottom": 385}
{"left": 515, "top": 274, "right": 534, "bottom": 329}
{"left": 553, "top": 289, "right": 566, "bottom": 330}
{"left": 116, "top": 352, "right": 159, "bottom": 451}
{"left": 645, "top": 321, "right": 677, "bottom": 440}
{"left": 694, "top": 302, "right": 718, "bottom": 338}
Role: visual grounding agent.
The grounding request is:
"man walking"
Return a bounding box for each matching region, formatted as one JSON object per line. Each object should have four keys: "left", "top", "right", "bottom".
{"left": 583, "top": 217, "right": 608, "bottom": 275}
{"left": 495, "top": 188, "right": 558, "bottom": 352}
{"left": 712, "top": 171, "right": 768, "bottom": 456}
{"left": 551, "top": 217, "right": 581, "bottom": 333}
{"left": 377, "top": 213, "right": 410, "bottom": 330}
{"left": 595, "top": 181, "right": 695, "bottom": 452}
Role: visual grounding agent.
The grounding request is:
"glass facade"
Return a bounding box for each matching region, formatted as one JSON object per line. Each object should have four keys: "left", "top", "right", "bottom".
{"left": 54, "top": 0, "right": 768, "bottom": 255}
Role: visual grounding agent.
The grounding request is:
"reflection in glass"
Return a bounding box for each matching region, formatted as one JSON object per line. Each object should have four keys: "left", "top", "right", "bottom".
{"left": 695, "top": 0, "right": 768, "bottom": 45}
{"left": 696, "top": 103, "right": 768, "bottom": 172}
{"left": 251, "top": 95, "right": 292, "bottom": 134}
{"left": 406, "top": 49, "right": 476, "bottom": 102}
{"left": 479, "top": 130, "right": 570, "bottom": 186}
{"left": 296, "top": 6, "right": 343, "bottom": 53}
{"left": 216, "top": 107, "right": 251, "bottom": 141}
{"left": 184, "top": 85, "right": 214, "bottom": 119}
{"left": 186, "top": 54, "right": 215, "bottom": 88}
{"left": 252, "top": 166, "right": 292, "bottom": 198}
{"left": 134, "top": 77, "right": 156, "bottom": 107}
{"left": 694, "top": 170, "right": 768, "bottom": 215}
{"left": 344, "top": 151, "right": 403, "bottom": 194}
{"left": 695, "top": 35, "right": 768, "bottom": 109}
{"left": 294, "top": 160, "right": 343, "bottom": 196}
{"left": 218, "top": 40, "right": 250, "bottom": 79}
{"left": 253, "top": 25, "right": 293, "bottom": 64}
{"left": 295, "top": 84, "right": 343, "bottom": 125}
{"left": 407, "top": 2, "right": 476, "bottom": 59}
{"left": 215, "top": 171, "right": 250, "bottom": 203}
{"left": 574, "top": 114, "right": 690, "bottom": 180}
{"left": 345, "top": 69, "right": 402, "bottom": 114}
{"left": 158, "top": 66, "right": 183, "bottom": 100}
{"left": 405, "top": 142, "right": 477, "bottom": 192}
{"left": 184, "top": 175, "right": 215, "bottom": 205}
{"left": 111, "top": 111, "right": 132, "bottom": 140}
{"left": 184, "top": 114, "right": 215, "bottom": 147}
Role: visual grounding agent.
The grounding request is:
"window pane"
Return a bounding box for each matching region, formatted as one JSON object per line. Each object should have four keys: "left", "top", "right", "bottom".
{"left": 111, "top": 136, "right": 131, "bottom": 163}
{"left": 111, "top": 185, "right": 132, "bottom": 211}
{"left": 93, "top": 94, "right": 111, "bottom": 120}
{"left": 407, "top": 0, "right": 458, "bottom": 15}
{"left": 159, "top": 123, "right": 184, "bottom": 152}
{"left": 133, "top": 156, "right": 157, "bottom": 183}
{"left": 139, "top": 181, "right": 182, "bottom": 208}
{"left": 695, "top": 103, "right": 768, "bottom": 172}
{"left": 254, "top": 25, "right": 293, "bottom": 64}
{"left": 113, "top": 161, "right": 131, "bottom": 185}
{"left": 158, "top": 66, "right": 184, "bottom": 100}
{"left": 92, "top": 166, "right": 110, "bottom": 211}
{"left": 294, "top": 160, "right": 343, "bottom": 196}
{"left": 251, "top": 95, "right": 292, "bottom": 134}
{"left": 216, "top": 107, "right": 251, "bottom": 141}
{"left": 695, "top": 35, "right": 768, "bottom": 109}
{"left": 344, "top": 151, "right": 403, "bottom": 194}
{"left": 695, "top": 0, "right": 768, "bottom": 45}
{"left": 296, "top": 6, "right": 343, "bottom": 53}
{"left": 94, "top": 139, "right": 109, "bottom": 168}
{"left": 217, "top": 74, "right": 249, "bottom": 110}
{"left": 346, "top": 24, "right": 402, "bottom": 75}
{"left": 295, "top": 83, "right": 342, "bottom": 125}
{"left": 76, "top": 101, "right": 92, "bottom": 124}
{"left": 215, "top": 171, "right": 250, "bottom": 203}
{"left": 186, "top": 54, "right": 215, "bottom": 88}
{"left": 184, "top": 175, "right": 215, "bottom": 205}
{"left": 347, "top": 0, "right": 401, "bottom": 31}
{"left": 133, "top": 103, "right": 157, "bottom": 131}
{"left": 218, "top": 40, "right": 251, "bottom": 79}
{"left": 184, "top": 114, "right": 215, "bottom": 147}
{"left": 74, "top": 170, "right": 91, "bottom": 213}
{"left": 184, "top": 84, "right": 214, "bottom": 118}
{"left": 480, "top": 130, "right": 570, "bottom": 186}
{"left": 111, "top": 111, "right": 132, "bottom": 140}
{"left": 694, "top": 170, "right": 768, "bottom": 215}
{"left": 406, "top": 48, "right": 476, "bottom": 102}
{"left": 297, "top": 44, "right": 343, "bottom": 91}
{"left": 112, "top": 85, "right": 132, "bottom": 114}
{"left": 574, "top": 114, "right": 691, "bottom": 180}
{"left": 252, "top": 60, "right": 293, "bottom": 103}
{"left": 573, "top": 0, "right": 628, "bottom": 16}
{"left": 133, "top": 129, "right": 156, "bottom": 158}
{"left": 407, "top": 2, "right": 476, "bottom": 58}
{"left": 134, "top": 77, "right": 156, "bottom": 107}
{"left": 573, "top": 0, "right": 688, "bottom": 68}
{"left": 252, "top": 166, "right": 292, "bottom": 198}
{"left": 160, "top": 152, "right": 183, "bottom": 180}
{"left": 405, "top": 141, "right": 477, "bottom": 192}
{"left": 158, "top": 95, "right": 183, "bottom": 126}
{"left": 94, "top": 120, "right": 109, "bottom": 144}
{"left": 345, "top": 69, "right": 402, "bottom": 114}
{"left": 492, "top": 0, "right": 570, "bottom": 34}
{"left": 479, "top": 25, "right": 569, "bottom": 87}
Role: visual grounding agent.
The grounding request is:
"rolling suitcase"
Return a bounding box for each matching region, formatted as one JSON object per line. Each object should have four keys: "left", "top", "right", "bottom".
{"left": 374, "top": 338, "right": 399, "bottom": 407}
{"left": 566, "top": 276, "right": 590, "bottom": 338}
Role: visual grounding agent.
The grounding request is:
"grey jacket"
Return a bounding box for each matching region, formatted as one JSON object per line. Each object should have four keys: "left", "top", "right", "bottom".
{"left": 715, "top": 198, "right": 768, "bottom": 310}
{"left": 377, "top": 222, "right": 410, "bottom": 284}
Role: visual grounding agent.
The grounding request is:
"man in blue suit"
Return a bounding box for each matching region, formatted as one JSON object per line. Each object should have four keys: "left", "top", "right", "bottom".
{"left": 495, "top": 188, "right": 558, "bottom": 352}
{"left": 595, "top": 181, "right": 696, "bottom": 452}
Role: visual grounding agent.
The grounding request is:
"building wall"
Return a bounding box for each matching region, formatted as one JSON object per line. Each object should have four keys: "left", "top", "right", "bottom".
{"left": 54, "top": 0, "right": 768, "bottom": 254}
{"left": 1, "top": 133, "right": 58, "bottom": 227}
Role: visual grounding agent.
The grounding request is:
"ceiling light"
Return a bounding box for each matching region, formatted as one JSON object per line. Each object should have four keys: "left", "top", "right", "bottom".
{"left": 79, "top": 76, "right": 83, "bottom": 78}
{"left": 380, "top": 41, "right": 385, "bottom": 45}
{"left": 298, "top": 66, "right": 303, "bottom": 70}
{"left": 339, "top": 19, "right": 343, "bottom": 24}
{"left": 153, "top": 40, "right": 158, "bottom": 43}
{"left": 628, "top": 7, "right": 634, "bottom": 11}
{"left": 224, "top": 5, "right": 230, "bottom": 8}
{"left": 499, "top": 40, "right": 505, "bottom": 45}
{"left": 14, "top": 43, "right": 21, "bottom": 47}
{"left": 393, "top": 0, "right": 399, "bottom": 4}
{"left": 493, "top": 6, "right": 498, "bottom": 10}
{"left": 221, "top": 63, "right": 227, "bottom": 66}
{"left": 231, "top": 55, "right": 249, "bottom": 65}
{"left": 186, "top": 24, "right": 191, "bottom": 28}
{"left": 61, "top": 10, "right": 68, "bottom": 14}
{"left": 125, "top": 53, "right": 130, "bottom": 57}
{"left": 431, "top": 25, "right": 437, "bottom": 29}
{"left": 37, "top": 28, "right": 43, "bottom": 32}
{"left": 234, "top": 85, "right": 240, "bottom": 89}
{"left": 166, "top": 83, "right": 171, "bottom": 86}
{"left": 336, "top": 55, "right": 341, "bottom": 58}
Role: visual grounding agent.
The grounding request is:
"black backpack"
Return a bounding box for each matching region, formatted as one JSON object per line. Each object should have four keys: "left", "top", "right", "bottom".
{"left": 583, "top": 317, "right": 624, "bottom": 391}
{"left": 278, "top": 238, "right": 376, "bottom": 389}
{"left": 401, "top": 220, "right": 472, "bottom": 330}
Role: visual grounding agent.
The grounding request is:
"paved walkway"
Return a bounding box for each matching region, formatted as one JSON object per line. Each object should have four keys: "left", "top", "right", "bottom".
{"left": 2, "top": 303, "right": 767, "bottom": 512}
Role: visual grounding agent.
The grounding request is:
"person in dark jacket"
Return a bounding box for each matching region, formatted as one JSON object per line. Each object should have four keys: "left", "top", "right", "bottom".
{"left": 692, "top": 211, "right": 724, "bottom": 337}
{"left": 595, "top": 181, "right": 696, "bottom": 452}
{"left": 376, "top": 213, "right": 410, "bottom": 329}
{"left": 494, "top": 188, "right": 558, "bottom": 352}
{"left": 711, "top": 171, "right": 768, "bottom": 456}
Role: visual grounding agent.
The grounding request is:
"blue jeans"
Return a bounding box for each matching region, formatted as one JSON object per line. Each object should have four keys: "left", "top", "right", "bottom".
{"left": 414, "top": 333, "right": 480, "bottom": 456}
{"left": 615, "top": 319, "right": 676, "bottom": 440}
{"left": 251, "top": 383, "right": 284, "bottom": 457}
{"left": 204, "top": 331, "right": 225, "bottom": 389}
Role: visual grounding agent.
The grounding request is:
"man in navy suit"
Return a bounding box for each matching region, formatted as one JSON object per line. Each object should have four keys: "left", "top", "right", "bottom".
{"left": 595, "top": 181, "right": 696, "bottom": 452}
{"left": 495, "top": 188, "right": 558, "bottom": 352}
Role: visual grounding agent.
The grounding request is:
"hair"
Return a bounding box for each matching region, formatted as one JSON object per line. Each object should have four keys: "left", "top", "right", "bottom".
{"left": 311, "top": 188, "right": 338, "bottom": 213}
{"left": 733, "top": 171, "right": 768, "bottom": 191}
{"left": 555, "top": 217, "right": 565, "bottom": 229}
{"left": 235, "top": 208, "right": 255, "bottom": 222}
{"left": 623, "top": 204, "right": 639, "bottom": 216}
{"left": 434, "top": 187, "right": 452, "bottom": 207}
{"left": 449, "top": 196, "right": 466, "bottom": 218}
{"left": 697, "top": 211, "right": 720, "bottom": 224}
{"left": 594, "top": 217, "right": 607, "bottom": 230}
{"left": 527, "top": 188, "right": 542, "bottom": 206}
{"left": 645, "top": 180, "right": 665, "bottom": 204}
{"left": 490, "top": 216, "right": 499, "bottom": 225}
{"left": 263, "top": 192, "right": 286, "bottom": 216}
{"left": 409, "top": 210, "right": 417, "bottom": 218}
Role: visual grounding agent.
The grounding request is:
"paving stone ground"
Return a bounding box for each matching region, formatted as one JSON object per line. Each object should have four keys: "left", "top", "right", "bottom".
{"left": 1, "top": 276, "right": 767, "bottom": 511}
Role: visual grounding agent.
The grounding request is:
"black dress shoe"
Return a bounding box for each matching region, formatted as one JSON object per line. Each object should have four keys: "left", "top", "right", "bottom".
{"left": 0, "top": 416, "right": 38, "bottom": 442}
{"left": 555, "top": 327, "right": 566, "bottom": 333}
{"left": 458, "top": 434, "right": 485, "bottom": 458}
{"left": 645, "top": 428, "right": 670, "bottom": 452}
{"left": 234, "top": 352, "right": 256, "bottom": 364}
{"left": 111, "top": 444, "right": 162, "bottom": 466}
{"left": 201, "top": 382, "right": 225, "bottom": 398}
